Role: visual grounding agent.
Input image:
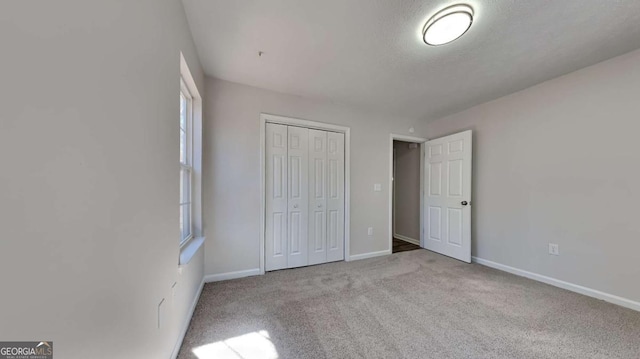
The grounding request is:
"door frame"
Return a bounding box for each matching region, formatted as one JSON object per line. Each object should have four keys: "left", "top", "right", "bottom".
{"left": 389, "top": 134, "right": 428, "bottom": 253}
{"left": 260, "top": 113, "right": 351, "bottom": 274}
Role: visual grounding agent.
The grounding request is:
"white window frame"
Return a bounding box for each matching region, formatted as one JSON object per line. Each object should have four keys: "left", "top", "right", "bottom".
{"left": 178, "top": 52, "right": 204, "bottom": 265}
{"left": 180, "top": 78, "right": 194, "bottom": 246}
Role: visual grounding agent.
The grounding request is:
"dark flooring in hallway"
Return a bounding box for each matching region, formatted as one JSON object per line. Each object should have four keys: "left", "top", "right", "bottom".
{"left": 392, "top": 237, "right": 420, "bottom": 253}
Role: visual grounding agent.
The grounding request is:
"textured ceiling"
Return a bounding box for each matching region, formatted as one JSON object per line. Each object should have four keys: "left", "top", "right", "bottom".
{"left": 182, "top": 0, "right": 640, "bottom": 121}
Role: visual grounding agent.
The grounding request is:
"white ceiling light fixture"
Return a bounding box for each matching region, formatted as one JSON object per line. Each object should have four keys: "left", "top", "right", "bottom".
{"left": 423, "top": 4, "right": 474, "bottom": 46}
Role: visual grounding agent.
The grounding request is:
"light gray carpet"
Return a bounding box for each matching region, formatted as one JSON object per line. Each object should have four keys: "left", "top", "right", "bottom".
{"left": 178, "top": 250, "right": 640, "bottom": 359}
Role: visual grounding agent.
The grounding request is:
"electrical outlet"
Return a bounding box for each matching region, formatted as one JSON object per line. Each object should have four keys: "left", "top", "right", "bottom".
{"left": 549, "top": 243, "right": 559, "bottom": 256}
{"left": 367, "top": 227, "right": 373, "bottom": 236}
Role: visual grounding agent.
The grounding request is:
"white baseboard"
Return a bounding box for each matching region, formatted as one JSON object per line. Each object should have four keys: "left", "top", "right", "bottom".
{"left": 204, "top": 268, "right": 262, "bottom": 283}
{"left": 349, "top": 250, "right": 391, "bottom": 261}
{"left": 393, "top": 234, "right": 420, "bottom": 246}
{"left": 171, "top": 278, "right": 205, "bottom": 359}
{"left": 472, "top": 257, "right": 640, "bottom": 313}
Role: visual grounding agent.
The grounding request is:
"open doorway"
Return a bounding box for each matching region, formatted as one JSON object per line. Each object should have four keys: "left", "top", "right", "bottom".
{"left": 392, "top": 139, "right": 422, "bottom": 253}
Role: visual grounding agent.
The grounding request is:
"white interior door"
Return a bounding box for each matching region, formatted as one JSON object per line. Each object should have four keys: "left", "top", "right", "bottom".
{"left": 326, "top": 131, "right": 345, "bottom": 262}
{"left": 265, "top": 123, "right": 288, "bottom": 271}
{"left": 265, "top": 122, "right": 345, "bottom": 271}
{"left": 287, "top": 126, "right": 309, "bottom": 268}
{"left": 424, "top": 130, "right": 472, "bottom": 263}
{"left": 308, "top": 129, "right": 327, "bottom": 265}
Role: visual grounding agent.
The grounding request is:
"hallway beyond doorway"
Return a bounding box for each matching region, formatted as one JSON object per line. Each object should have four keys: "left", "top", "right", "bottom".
{"left": 392, "top": 237, "right": 420, "bottom": 253}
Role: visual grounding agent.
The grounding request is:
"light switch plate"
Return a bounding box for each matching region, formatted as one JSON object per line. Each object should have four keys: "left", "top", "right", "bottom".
{"left": 374, "top": 184, "right": 382, "bottom": 191}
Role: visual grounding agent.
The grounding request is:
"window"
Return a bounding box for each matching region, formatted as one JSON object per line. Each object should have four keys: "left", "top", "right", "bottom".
{"left": 178, "top": 52, "right": 204, "bottom": 264}
{"left": 180, "top": 78, "right": 193, "bottom": 245}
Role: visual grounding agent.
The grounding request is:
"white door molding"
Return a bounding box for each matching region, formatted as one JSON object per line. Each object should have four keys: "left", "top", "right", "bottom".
{"left": 260, "top": 113, "right": 351, "bottom": 274}
{"left": 389, "top": 134, "right": 427, "bottom": 254}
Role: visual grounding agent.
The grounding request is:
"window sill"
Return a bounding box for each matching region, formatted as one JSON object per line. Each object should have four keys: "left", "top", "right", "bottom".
{"left": 179, "top": 236, "right": 205, "bottom": 266}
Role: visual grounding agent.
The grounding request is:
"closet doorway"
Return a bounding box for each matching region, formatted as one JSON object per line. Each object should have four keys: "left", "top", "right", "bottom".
{"left": 260, "top": 114, "right": 351, "bottom": 273}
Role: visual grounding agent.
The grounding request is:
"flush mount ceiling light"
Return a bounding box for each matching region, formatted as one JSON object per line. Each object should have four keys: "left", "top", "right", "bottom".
{"left": 423, "top": 4, "right": 474, "bottom": 46}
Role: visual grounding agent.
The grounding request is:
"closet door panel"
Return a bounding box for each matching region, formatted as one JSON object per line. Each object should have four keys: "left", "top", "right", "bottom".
{"left": 326, "top": 132, "right": 345, "bottom": 262}
{"left": 308, "top": 129, "right": 327, "bottom": 265}
{"left": 265, "top": 124, "right": 288, "bottom": 271}
{"left": 287, "top": 126, "right": 309, "bottom": 268}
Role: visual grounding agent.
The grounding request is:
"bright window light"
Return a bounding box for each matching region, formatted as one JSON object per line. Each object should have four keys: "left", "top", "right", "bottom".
{"left": 423, "top": 4, "right": 474, "bottom": 46}
{"left": 192, "top": 331, "right": 279, "bottom": 359}
{"left": 180, "top": 78, "right": 193, "bottom": 246}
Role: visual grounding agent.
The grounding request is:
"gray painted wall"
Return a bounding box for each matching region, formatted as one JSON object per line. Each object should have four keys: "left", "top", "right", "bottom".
{"left": 419, "top": 48, "right": 640, "bottom": 304}
{"left": 0, "top": 1, "right": 204, "bottom": 358}
{"left": 203, "top": 78, "right": 423, "bottom": 276}
{"left": 393, "top": 141, "right": 421, "bottom": 241}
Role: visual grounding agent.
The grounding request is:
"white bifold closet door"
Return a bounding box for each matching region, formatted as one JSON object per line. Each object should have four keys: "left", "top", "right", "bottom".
{"left": 266, "top": 123, "right": 344, "bottom": 271}
{"left": 308, "top": 129, "right": 328, "bottom": 266}
{"left": 286, "top": 126, "right": 309, "bottom": 269}
{"left": 265, "top": 123, "right": 288, "bottom": 271}
{"left": 325, "top": 131, "right": 345, "bottom": 263}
